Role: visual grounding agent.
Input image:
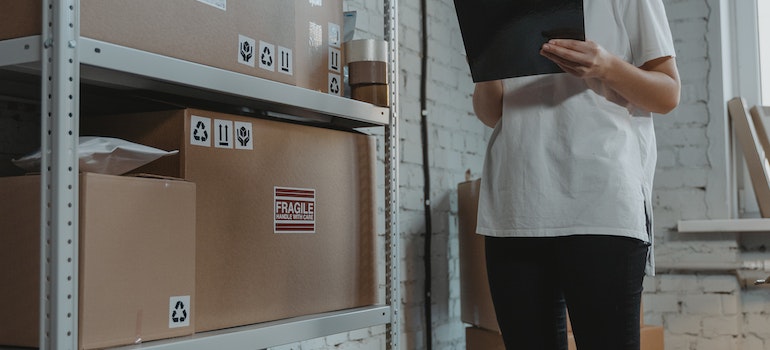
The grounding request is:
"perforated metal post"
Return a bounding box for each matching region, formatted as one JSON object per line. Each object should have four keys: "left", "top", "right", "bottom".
{"left": 40, "top": 0, "right": 80, "bottom": 349}
{"left": 384, "top": 0, "right": 401, "bottom": 348}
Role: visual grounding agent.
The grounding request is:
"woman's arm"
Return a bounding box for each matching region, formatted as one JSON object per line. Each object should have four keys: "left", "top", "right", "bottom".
{"left": 473, "top": 80, "right": 504, "bottom": 128}
{"left": 540, "top": 39, "right": 681, "bottom": 114}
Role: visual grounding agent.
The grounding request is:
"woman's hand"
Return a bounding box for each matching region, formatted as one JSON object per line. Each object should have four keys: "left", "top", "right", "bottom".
{"left": 540, "top": 39, "right": 680, "bottom": 114}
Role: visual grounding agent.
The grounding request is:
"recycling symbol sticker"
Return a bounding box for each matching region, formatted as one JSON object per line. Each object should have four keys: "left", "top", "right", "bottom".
{"left": 259, "top": 41, "right": 275, "bottom": 71}
{"left": 190, "top": 115, "right": 211, "bottom": 147}
{"left": 169, "top": 295, "right": 190, "bottom": 328}
{"left": 328, "top": 73, "right": 341, "bottom": 96}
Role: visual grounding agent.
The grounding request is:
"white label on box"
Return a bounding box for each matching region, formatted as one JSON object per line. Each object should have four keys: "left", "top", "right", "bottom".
{"left": 237, "top": 35, "right": 256, "bottom": 67}
{"left": 259, "top": 41, "right": 276, "bottom": 71}
{"left": 214, "top": 119, "right": 234, "bottom": 149}
{"left": 197, "top": 0, "right": 226, "bottom": 11}
{"left": 234, "top": 121, "right": 253, "bottom": 150}
{"left": 329, "top": 47, "right": 341, "bottom": 73}
{"left": 308, "top": 0, "right": 322, "bottom": 7}
{"left": 278, "top": 46, "right": 293, "bottom": 75}
{"left": 328, "top": 73, "right": 341, "bottom": 96}
{"left": 169, "top": 295, "right": 191, "bottom": 328}
{"left": 190, "top": 116, "right": 211, "bottom": 147}
{"left": 328, "top": 22, "right": 341, "bottom": 48}
{"left": 309, "top": 22, "right": 323, "bottom": 49}
{"left": 274, "top": 187, "right": 316, "bottom": 233}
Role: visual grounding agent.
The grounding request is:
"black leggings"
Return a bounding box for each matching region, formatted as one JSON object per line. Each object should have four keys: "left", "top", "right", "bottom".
{"left": 484, "top": 235, "right": 649, "bottom": 350}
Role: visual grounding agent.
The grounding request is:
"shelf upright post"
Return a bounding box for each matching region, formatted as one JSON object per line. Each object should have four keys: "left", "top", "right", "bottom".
{"left": 39, "top": 0, "right": 81, "bottom": 349}
{"left": 384, "top": 0, "right": 401, "bottom": 349}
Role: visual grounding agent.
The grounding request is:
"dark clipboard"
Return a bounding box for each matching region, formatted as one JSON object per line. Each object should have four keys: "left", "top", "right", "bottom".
{"left": 454, "top": 0, "right": 585, "bottom": 82}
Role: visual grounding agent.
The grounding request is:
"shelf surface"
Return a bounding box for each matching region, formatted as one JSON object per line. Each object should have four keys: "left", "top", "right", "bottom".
{"left": 111, "top": 306, "right": 391, "bottom": 350}
{"left": 0, "top": 36, "right": 389, "bottom": 128}
{"left": 677, "top": 218, "right": 770, "bottom": 232}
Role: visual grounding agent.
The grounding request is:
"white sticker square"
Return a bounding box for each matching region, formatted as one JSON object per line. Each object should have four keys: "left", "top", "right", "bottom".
{"left": 278, "top": 46, "right": 293, "bottom": 75}
{"left": 309, "top": 22, "right": 323, "bottom": 49}
{"left": 328, "top": 73, "right": 341, "bottom": 96}
{"left": 328, "top": 22, "right": 341, "bottom": 48}
{"left": 237, "top": 35, "right": 256, "bottom": 67}
{"left": 214, "top": 119, "right": 234, "bottom": 149}
{"left": 169, "top": 295, "right": 191, "bottom": 328}
{"left": 190, "top": 115, "right": 211, "bottom": 147}
{"left": 259, "top": 41, "right": 276, "bottom": 71}
{"left": 234, "top": 121, "right": 253, "bottom": 150}
{"left": 329, "top": 47, "right": 341, "bottom": 73}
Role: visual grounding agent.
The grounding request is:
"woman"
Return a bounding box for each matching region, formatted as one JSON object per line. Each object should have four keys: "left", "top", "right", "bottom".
{"left": 472, "top": 1, "right": 680, "bottom": 349}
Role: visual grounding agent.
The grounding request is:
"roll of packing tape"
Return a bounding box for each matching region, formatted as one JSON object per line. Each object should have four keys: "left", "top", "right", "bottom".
{"left": 351, "top": 83, "right": 389, "bottom": 107}
{"left": 348, "top": 61, "right": 388, "bottom": 85}
{"left": 344, "top": 39, "right": 388, "bottom": 64}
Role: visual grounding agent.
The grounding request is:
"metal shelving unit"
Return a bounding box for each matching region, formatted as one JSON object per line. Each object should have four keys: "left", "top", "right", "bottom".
{"left": 0, "top": 0, "right": 400, "bottom": 349}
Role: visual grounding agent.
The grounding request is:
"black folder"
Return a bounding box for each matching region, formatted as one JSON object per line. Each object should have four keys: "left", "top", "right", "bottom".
{"left": 454, "top": 0, "right": 585, "bottom": 82}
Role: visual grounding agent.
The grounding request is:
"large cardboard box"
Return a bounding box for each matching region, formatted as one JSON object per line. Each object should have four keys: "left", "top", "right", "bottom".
{"left": 0, "top": 173, "right": 196, "bottom": 349}
{"left": 466, "top": 325, "right": 664, "bottom": 350}
{"left": 0, "top": 0, "right": 343, "bottom": 94}
{"left": 81, "top": 109, "right": 378, "bottom": 332}
{"left": 458, "top": 179, "right": 499, "bottom": 331}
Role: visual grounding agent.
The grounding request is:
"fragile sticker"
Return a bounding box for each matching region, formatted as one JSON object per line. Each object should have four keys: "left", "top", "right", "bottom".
{"left": 169, "top": 295, "right": 191, "bottom": 328}
{"left": 234, "top": 121, "right": 253, "bottom": 150}
{"left": 237, "top": 35, "right": 256, "bottom": 67}
{"left": 274, "top": 187, "right": 316, "bottom": 233}
{"left": 190, "top": 115, "right": 211, "bottom": 147}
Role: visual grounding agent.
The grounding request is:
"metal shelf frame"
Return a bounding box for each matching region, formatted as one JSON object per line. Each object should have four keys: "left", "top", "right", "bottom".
{"left": 0, "top": 0, "right": 401, "bottom": 349}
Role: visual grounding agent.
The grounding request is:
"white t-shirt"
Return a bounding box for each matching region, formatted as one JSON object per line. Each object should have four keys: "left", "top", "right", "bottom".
{"left": 476, "top": 0, "right": 676, "bottom": 275}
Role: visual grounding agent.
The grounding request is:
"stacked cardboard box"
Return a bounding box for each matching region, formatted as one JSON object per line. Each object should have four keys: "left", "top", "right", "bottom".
{"left": 0, "top": 0, "right": 343, "bottom": 95}
{"left": 458, "top": 179, "right": 664, "bottom": 350}
{"left": 0, "top": 173, "right": 196, "bottom": 349}
{"left": 81, "top": 108, "right": 378, "bottom": 332}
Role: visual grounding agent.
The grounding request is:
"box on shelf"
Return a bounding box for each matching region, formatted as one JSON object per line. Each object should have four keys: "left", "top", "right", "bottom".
{"left": 466, "top": 325, "right": 664, "bottom": 350}
{"left": 0, "top": 0, "right": 343, "bottom": 95}
{"left": 0, "top": 173, "right": 196, "bottom": 349}
{"left": 81, "top": 108, "right": 378, "bottom": 332}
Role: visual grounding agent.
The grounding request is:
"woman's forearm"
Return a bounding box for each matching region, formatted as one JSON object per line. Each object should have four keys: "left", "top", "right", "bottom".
{"left": 473, "top": 80, "right": 503, "bottom": 127}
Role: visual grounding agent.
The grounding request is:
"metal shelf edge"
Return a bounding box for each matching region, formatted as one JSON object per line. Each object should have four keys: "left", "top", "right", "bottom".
{"left": 0, "top": 36, "right": 40, "bottom": 67}
{"left": 78, "top": 37, "right": 389, "bottom": 126}
{"left": 110, "top": 306, "right": 391, "bottom": 350}
{"left": 677, "top": 218, "right": 770, "bottom": 232}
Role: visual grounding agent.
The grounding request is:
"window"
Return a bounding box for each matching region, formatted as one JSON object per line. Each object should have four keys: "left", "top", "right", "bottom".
{"left": 760, "top": 0, "right": 770, "bottom": 104}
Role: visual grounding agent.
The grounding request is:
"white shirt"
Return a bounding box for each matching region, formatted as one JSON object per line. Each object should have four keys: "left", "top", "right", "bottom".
{"left": 476, "top": 0, "right": 676, "bottom": 275}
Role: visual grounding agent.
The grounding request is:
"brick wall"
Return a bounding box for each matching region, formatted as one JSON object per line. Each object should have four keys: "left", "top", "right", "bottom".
{"left": 2, "top": 0, "right": 768, "bottom": 349}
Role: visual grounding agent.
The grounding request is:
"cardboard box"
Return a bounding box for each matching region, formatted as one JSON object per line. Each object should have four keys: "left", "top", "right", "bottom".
{"left": 0, "top": 0, "right": 343, "bottom": 94}
{"left": 466, "top": 325, "right": 665, "bottom": 350}
{"left": 458, "top": 179, "right": 499, "bottom": 332}
{"left": 81, "top": 109, "right": 378, "bottom": 332}
{"left": 0, "top": 173, "right": 196, "bottom": 349}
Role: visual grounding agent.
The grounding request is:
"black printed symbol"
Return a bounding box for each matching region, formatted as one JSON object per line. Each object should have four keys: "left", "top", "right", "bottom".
{"left": 193, "top": 121, "right": 208, "bottom": 142}
{"left": 171, "top": 301, "right": 187, "bottom": 323}
{"left": 218, "top": 123, "right": 230, "bottom": 146}
{"left": 281, "top": 51, "right": 291, "bottom": 72}
{"left": 261, "top": 46, "right": 273, "bottom": 67}
{"left": 237, "top": 126, "right": 251, "bottom": 147}
{"left": 329, "top": 76, "right": 340, "bottom": 94}
{"left": 240, "top": 41, "right": 253, "bottom": 62}
{"left": 330, "top": 50, "right": 339, "bottom": 71}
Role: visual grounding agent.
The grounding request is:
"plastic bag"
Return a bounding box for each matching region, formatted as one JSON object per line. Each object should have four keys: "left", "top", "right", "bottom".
{"left": 12, "top": 136, "right": 178, "bottom": 175}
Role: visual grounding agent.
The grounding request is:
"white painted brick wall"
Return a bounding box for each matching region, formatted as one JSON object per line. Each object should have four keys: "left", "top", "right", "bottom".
{"left": 3, "top": 0, "right": 770, "bottom": 349}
